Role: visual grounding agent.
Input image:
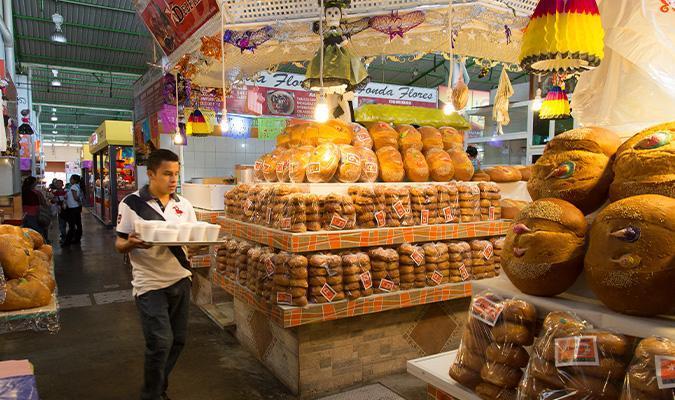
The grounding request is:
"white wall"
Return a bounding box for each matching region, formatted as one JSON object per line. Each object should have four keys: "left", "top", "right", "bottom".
{"left": 43, "top": 145, "right": 82, "bottom": 162}
{"left": 159, "top": 135, "right": 274, "bottom": 180}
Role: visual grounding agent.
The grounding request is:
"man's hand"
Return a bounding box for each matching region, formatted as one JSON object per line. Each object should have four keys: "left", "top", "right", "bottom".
{"left": 115, "top": 232, "right": 152, "bottom": 253}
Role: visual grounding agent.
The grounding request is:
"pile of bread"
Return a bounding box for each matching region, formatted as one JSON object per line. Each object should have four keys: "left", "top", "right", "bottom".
{"left": 254, "top": 119, "right": 477, "bottom": 184}
{"left": 450, "top": 293, "right": 675, "bottom": 400}
{"left": 225, "top": 182, "right": 503, "bottom": 232}
{"left": 214, "top": 236, "right": 504, "bottom": 306}
{"left": 501, "top": 122, "right": 674, "bottom": 317}
{"left": 0, "top": 225, "right": 55, "bottom": 311}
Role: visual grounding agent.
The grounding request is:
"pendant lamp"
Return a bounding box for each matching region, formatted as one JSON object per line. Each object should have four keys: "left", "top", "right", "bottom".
{"left": 187, "top": 108, "right": 211, "bottom": 136}
{"left": 539, "top": 85, "right": 571, "bottom": 120}
{"left": 519, "top": 0, "right": 604, "bottom": 74}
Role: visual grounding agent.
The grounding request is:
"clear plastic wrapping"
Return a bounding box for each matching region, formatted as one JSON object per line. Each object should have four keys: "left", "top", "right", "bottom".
{"left": 321, "top": 194, "right": 356, "bottom": 231}
{"left": 470, "top": 240, "right": 496, "bottom": 280}
{"left": 275, "top": 149, "right": 293, "bottom": 183}
{"left": 398, "top": 243, "right": 424, "bottom": 290}
{"left": 490, "top": 237, "right": 505, "bottom": 276}
{"left": 273, "top": 252, "right": 308, "bottom": 307}
{"left": 351, "top": 123, "right": 373, "bottom": 149}
{"left": 368, "top": 247, "right": 399, "bottom": 293}
{"left": 308, "top": 253, "right": 344, "bottom": 304}
{"left": 410, "top": 185, "right": 440, "bottom": 225}
{"left": 447, "top": 241, "right": 472, "bottom": 283}
{"left": 262, "top": 151, "right": 281, "bottom": 182}
{"left": 336, "top": 145, "right": 362, "bottom": 183}
{"left": 458, "top": 183, "right": 481, "bottom": 223}
{"left": 349, "top": 186, "right": 379, "bottom": 229}
{"left": 423, "top": 242, "right": 451, "bottom": 286}
{"left": 288, "top": 146, "right": 314, "bottom": 184}
{"left": 341, "top": 252, "right": 373, "bottom": 300}
{"left": 306, "top": 143, "right": 340, "bottom": 183}
{"left": 305, "top": 194, "right": 322, "bottom": 232}
{"left": 235, "top": 241, "right": 252, "bottom": 285}
{"left": 479, "top": 182, "right": 502, "bottom": 221}
{"left": 379, "top": 187, "right": 414, "bottom": 227}
{"left": 356, "top": 147, "right": 379, "bottom": 183}
{"left": 439, "top": 182, "right": 460, "bottom": 224}
{"left": 621, "top": 337, "right": 675, "bottom": 400}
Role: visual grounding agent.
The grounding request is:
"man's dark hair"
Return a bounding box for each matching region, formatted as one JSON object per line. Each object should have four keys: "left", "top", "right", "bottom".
{"left": 466, "top": 145, "right": 478, "bottom": 158}
{"left": 147, "top": 149, "right": 180, "bottom": 172}
{"left": 70, "top": 174, "right": 81, "bottom": 184}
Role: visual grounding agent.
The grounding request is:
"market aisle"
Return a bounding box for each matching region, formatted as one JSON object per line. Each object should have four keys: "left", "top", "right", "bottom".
{"left": 0, "top": 211, "right": 296, "bottom": 400}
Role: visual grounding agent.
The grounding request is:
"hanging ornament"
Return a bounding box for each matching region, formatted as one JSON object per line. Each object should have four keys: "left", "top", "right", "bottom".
{"left": 187, "top": 108, "right": 211, "bottom": 136}
{"left": 368, "top": 10, "right": 425, "bottom": 40}
{"left": 540, "top": 85, "right": 571, "bottom": 120}
{"left": 451, "top": 60, "right": 469, "bottom": 111}
{"left": 493, "top": 67, "right": 514, "bottom": 134}
{"left": 17, "top": 109, "right": 34, "bottom": 136}
{"left": 223, "top": 26, "right": 275, "bottom": 53}
{"left": 519, "top": 0, "right": 604, "bottom": 74}
{"left": 200, "top": 34, "right": 221, "bottom": 59}
{"left": 504, "top": 24, "right": 512, "bottom": 44}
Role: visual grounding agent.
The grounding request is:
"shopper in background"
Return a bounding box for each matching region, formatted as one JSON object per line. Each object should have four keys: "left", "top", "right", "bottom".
{"left": 466, "top": 145, "right": 481, "bottom": 172}
{"left": 63, "top": 174, "right": 83, "bottom": 246}
{"left": 115, "top": 149, "right": 197, "bottom": 400}
{"left": 21, "top": 176, "right": 50, "bottom": 240}
{"left": 51, "top": 179, "right": 68, "bottom": 244}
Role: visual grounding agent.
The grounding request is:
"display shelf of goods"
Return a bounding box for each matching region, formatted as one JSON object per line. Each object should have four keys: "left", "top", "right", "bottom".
{"left": 408, "top": 350, "right": 480, "bottom": 400}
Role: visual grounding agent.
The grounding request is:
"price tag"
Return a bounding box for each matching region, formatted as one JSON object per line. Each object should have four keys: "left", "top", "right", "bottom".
{"left": 430, "top": 270, "right": 443, "bottom": 285}
{"left": 365, "top": 162, "right": 377, "bottom": 174}
{"left": 344, "top": 153, "right": 360, "bottom": 165}
{"left": 289, "top": 161, "right": 298, "bottom": 174}
{"left": 470, "top": 185, "right": 480, "bottom": 195}
{"left": 483, "top": 244, "right": 494, "bottom": 260}
{"left": 379, "top": 278, "right": 395, "bottom": 292}
{"left": 443, "top": 206, "right": 453, "bottom": 222}
{"left": 330, "top": 214, "right": 348, "bottom": 230}
{"left": 459, "top": 264, "right": 470, "bottom": 281}
{"left": 420, "top": 209, "right": 429, "bottom": 225}
{"left": 555, "top": 336, "right": 600, "bottom": 367}
{"left": 263, "top": 162, "right": 271, "bottom": 172}
{"left": 656, "top": 355, "right": 675, "bottom": 389}
{"left": 470, "top": 295, "right": 504, "bottom": 326}
{"left": 360, "top": 271, "right": 373, "bottom": 290}
{"left": 265, "top": 259, "right": 275, "bottom": 277}
{"left": 281, "top": 217, "right": 291, "bottom": 230}
{"left": 307, "top": 162, "right": 320, "bottom": 175}
{"left": 320, "top": 283, "right": 337, "bottom": 302}
{"left": 392, "top": 201, "right": 405, "bottom": 219}
{"left": 276, "top": 292, "right": 293, "bottom": 305}
{"left": 489, "top": 206, "right": 496, "bottom": 220}
{"left": 374, "top": 211, "right": 386, "bottom": 227}
{"left": 411, "top": 248, "right": 425, "bottom": 266}
{"left": 254, "top": 160, "right": 263, "bottom": 171}
{"left": 276, "top": 162, "right": 285, "bottom": 173}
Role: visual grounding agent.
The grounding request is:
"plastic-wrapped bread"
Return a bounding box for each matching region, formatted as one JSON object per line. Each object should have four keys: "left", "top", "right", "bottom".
{"left": 410, "top": 185, "right": 440, "bottom": 225}
{"left": 426, "top": 148, "right": 455, "bottom": 181}
{"left": 620, "top": 337, "right": 675, "bottom": 400}
{"left": 305, "top": 194, "right": 321, "bottom": 232}
{"left": 368, "top": 121, "right": 399, "bottom": 150}
{"left": 419, "top": 126, "right": 444, "bottom": 152}
{"left": 458, "top": 183, "right": 481, "bottom": 222}
{"left": 356, "top": 147, "right": 379, "bottom": 183}
{"left": 399, "top": 243, "right": 426, "bottom": 289}
{"left": 275, "top": 149, "right": 293, "bottom": 182}
{"left": 423, "top": 242, "right": 450, "bottom": 285}
{"left": 342, "top": 252, "right": 373, "bottom": 300}
{"left": 368, "top": 247, "right": 399, "bottom": 293}
{"left": 376, "top": 146, "right": 405, "bottom": 182}
{"left": 321, "top": 193, "right": 356, "bottom": 231}
{"left": 308, "top": 253, "right": 344, "bottom": 303}
{"left": 396, "top": 124, "right": 423, "bottom": 153}
{"left": 351, "top": 123, "right": 373, "bottom": 149}
{"left": 471, "top": 239, "right": 496, "bottom": 280}
{"left": 403, "top": 148, "right": 430, "bottom": 182}
{"left": 306, "top": 143, "right": 340, "bottom": 183}
{"left": 479, "top": 182, "right": 502, "bottom": 221}
{"left": 262, "top": 150, "right": 282, "bottom": 182}
{"left": 336, "top": 144, "right": 362, "bottom": 183}
{"left": 288, "top": 146, "right": 314, "bottom": 183}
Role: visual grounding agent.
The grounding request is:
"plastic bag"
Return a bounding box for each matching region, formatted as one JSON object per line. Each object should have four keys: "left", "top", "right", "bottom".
{"left": 279, "top": 192, "right": 307, "bottom": 233}
{"left": 355, "top": 104, "right": 470, "bottom": 130}
{"left": 270, "top": 185, "right": 301, "bottom": 230}
{"left": 368, "top": 247, "right": 399, "bottom": 293}
{"left": 288, "top": 146, "right": 314, "bottom": 184}
{"left": 426, "top": 148, "right": 455, "bottom": 182}
{"left": 423, "top": 242, "right": 450, "bottom": 286}
{"left": 336, "top": 144, "right": 362, "bottom": 183}
{"left": 381, "top": 187, "right": 414, "bottom": 227}
{"left": 262, "top": 151, "right": 281, "bottom": 182}
{"left": 246, "top": 246, "right": 263, "bottom": 294}
{"left": 308, "top": 253, "right": 344, "bottom": 303}
{"left": 490, "top": 237, "right": 505, "bottom": 276}
{"left": 409, "top": 185, "right": 438, "bottom": 226}
{"left": 438, "top": 182, "right": 460, "bottom": 224}
{"left": 254, "top": 155, "right": 266, "bottom": 182}
{"left": 368, "top": 121, "right": 399, "bottom": 150}
{"left": 621, "top": 336, "right": 675, "bottom": 400}
{"left": 356, "top": 147, "right": 379, "bottom": 183}
{"left": 447, "top": 241, "right": 472, "bottom": 282}
{"left": 305, "top": 194, "right": 321, "bottom": 232}
{"left": 342, "top": 252, "right": 372, "bottom": 300}
{"left": 351, "top": 123, "right": 373, "bottom": 149}
{"left": 259, "top": 251, "right": 275, "bottom": 302}
{"left": 479, "top": 182, "right": 502, "bottom": 221}
{"left": 225, "top": 239, "right": 238, "bottom": 279}
{"left": 396, "top": 124, "right": 423, "bottom": 153}
{"left": 470, "top": 239, "right": 496, "bottom": 280}
{"left": 252, "top": 186, "right": 273, "bottom": 226}
{"left": 397, "top": 243, "right": 423, "bottom": 290}
{"left": 403, "top": 148, "right": 430, "bottom": 182}
{"left": 458, "top": 183, "right": 481, "bottom": 223}
{"left": 224, "top": 186, "right": 242, "bottom": 220}
{"left": 321, "top": 193, "right": 356, "bottom": 231}
{"left": 273, "top": 252, "right": 308, "bottom": 307}
{"left": 235, "top": 241, "right": 252, "bottom": 285}
{"left": 215, "top": 242, "right": 229, "bottom": 275}
{"left": 306, "top": 143, "right": 340, "bottom": 183}
{"left": 275, "top": 149, "right": 292, "bottom": 183}
{"left": 349, "top": 186, "right": 378, "bottom": 229}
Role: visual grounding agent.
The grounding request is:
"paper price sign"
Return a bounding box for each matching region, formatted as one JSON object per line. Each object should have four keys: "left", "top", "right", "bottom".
{"left": 443, "top": 206, "right": 453, "bottom": 222}
{"left": 360, "top": 271, "right": 373, "bottom": 290}
{"left": 420, "top": 209, "right": 429, "bottom": 225}
{"left": 656, "top": 355, "right": 675, "bottom": 389}
{"left": 411, "top": 249, "right": 425, "bottom": 266}
{"left": 489, "top": 206, "right": 496, "bottom": 220}
{"left": 330, "top": 214, "right": 348, "bottom": 230}
{"left": 379, "top": 279, "right": 395, "bottom": 292}
{"left": 470, "top": 185, "right": 480, "bottom": 195}
{"left": 459, "top": 264, "right": 470, "bottom": 281}
{"left": 430, "top": 270, "right": 443, "bottom": 285}
{"left": 265, "top": 259, "right": 275, "bottom": 277}
{"left": 357, "top": 132, "right": 370, "bottom": 142}
{"left": 254, "top": 160, "right": 263, "bottom": 171}
{"left": 276, "top": 292, "right": 293, "bottom": 305}
{"left": 483, "top": 244, "right": 494, "bottom": 260}
{"left": 470, "top": 296, "right": 504, "bottom": 326}
{"left": 555, "top": 336, "right": 600, "bottom": 367}
{"left": 243, "top": 200, "right": 253, "bottom": 212}
{"left": 280, "top": 217, "right": 292, "bottom": 230}
{"left": 374, "top": 211, "right": 386, "bottom": 227}
{"left": 307, "top": 163, "right": 321, "bottom": 174}
{"left": 276, "top": 162, "right": 285, "bottom": 173}
{"left": 392, "top": 201, "right": 406, "bottom": 219}
{"left": 320, "top": 283, "right": 337, "bottom": 302}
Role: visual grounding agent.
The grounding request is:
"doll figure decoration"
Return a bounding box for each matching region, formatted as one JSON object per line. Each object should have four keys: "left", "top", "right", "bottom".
{"left": 302, "top": 0, "right": 370, "bottom": 94}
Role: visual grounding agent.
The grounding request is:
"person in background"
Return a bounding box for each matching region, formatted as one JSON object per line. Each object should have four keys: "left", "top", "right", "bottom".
{"left": 115, "top": 149, "right": 197, "bottom": 400}
{"left": 21, "top": 176, "right": 49, "bottom": 240}
{"left": 63, "top": 174, "right": 83, "bottom": 246}
{"left": 466, "top": 145, "right": 481, "bottom": 172}
{"left": 51, "top": 179, "right": 68, "bottom": 244}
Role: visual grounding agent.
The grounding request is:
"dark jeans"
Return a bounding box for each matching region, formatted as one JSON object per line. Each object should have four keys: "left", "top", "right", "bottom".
{"left": 135, "top": 278, "right": 191, "bottom": 400}
{"left": 58, "top": 212, "right": 67, "bottom": 240}
{"left": 65, "top": 206, "right": 82, "bottom": 243}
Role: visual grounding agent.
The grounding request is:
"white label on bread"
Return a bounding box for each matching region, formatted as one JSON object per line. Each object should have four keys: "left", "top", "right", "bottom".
{"left": 656, "top": 356, "right": 675, "bottom": 389}
{"left": 459, "top": 264, "right": 470, "bottom": 281}
{"left": 430, "top": 270, "right": 443, "bottom": 285}
{"left": 360, "top": 271, "right": 373, "bottom": 290}
{"left": 265, "top": 259, "right": 275, "bottom": 277}
{"left": 344, "top": 153, "right": 359, "bottom": 165}
{"left": 392, "top": 201, "right": 405, "bottom": 219}
{"left": 420, "top": 209, "right": 429, "bottom": 225}
{"left": 483, "top": 244, "right": 494, "bottom": 260}
{"left": 379, "top": 278, "right": 395, "bottom": 292}
{"left": 281, "top": 217, "right": 291, "bottom": 230}
{"left": 411, "top": 249, "right": 424, "bottom": 266}
{"left": 443, "top": 206, "right": 453, "bottom": 222}
{"left": 554, "top": 336, "right": 600, "bottom": 367}
{"left": 489, "top": 206, "right": 496, "bottom": 220}
{"left": 365, "top": 162, "right": 377, "bottom": 174}
{"left": 470, "top": 296, "right": 504, "bottom": 326}
{"left": 307, "top": 162, "right": 320, "bottom": 174}
{"left": 374, "top": 211, "right": 386, "bottom": 227}
{"left": 254, "top": 160, "right": 263, "bottom": 171}
{"left": 276, "top": 292, "right": 293, "bottom": 305}
{"left": 320, "top": 283, "right": 337, "bottom": 302}
{"left": 330, "top": 214, "right": 348, "bottom": 230}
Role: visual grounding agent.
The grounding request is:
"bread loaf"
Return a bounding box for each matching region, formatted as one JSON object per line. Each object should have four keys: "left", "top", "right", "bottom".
{"left": 306, "top": 143, "right": 340, "bottom": 183}
{"left": 356, "top": 147, "right": 379, "bottom": 183}
{"left": 351, "top": 123, "right": 373, "bottom": 149}
{"left": 585, "top": 194, "right": 675, "bottom": 316}
{"left": 419, "top": 126, "right": 444, "bottom": 152}
{"left": 395, "top": 125, "right": 423, "bottom": 153}
{"left": 447, "top": 148, "right": 475, "bottom": 181}
{"left": 368, "top": 122, "right": 399, "bottom": 150}
{"left": 515, "top": 165, "right": 532, "bottom": 181}
{"left": 403, "top": 148, "right": 430, "bottom": 182}
{"left": 440, "top": 127, "right": 464, "bottom": 151}
{"left": 500, "top": 199, "right": 528, "bottom": 220}
{"left": 425, "top": 148, "right": 455, "bottom": 181}
{"left": 336, "top": 145, "right": 362, "bottom": 183}
{"left": 472, "top": 171, "right": 491, "bottom": 182}
{"left": 502, "top": 198, "right": 587, "bottom": 296}
{"left": 485, "top": 166, "right": 522, "bottom": 182}
{"left": 376, "top": 146, "right": 405, "bottom": 182}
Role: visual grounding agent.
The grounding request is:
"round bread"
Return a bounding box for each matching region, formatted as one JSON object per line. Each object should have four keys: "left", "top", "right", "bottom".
{"left": 472, "top": 171, "right": 491, "bottom": 181}
{"left": 628, "top": 365, "right": 669, "bottom": 397}
{"left": 425, "top": 148, "right": 455, "bottom": 181}
{"left": 485, "top": 166, "right": 522, "bottom": 183}
{"left": 567, "top": 375, "right": 620, "bottom": 399}
{"left": 585, "top": 194, "right": 675, "bottom": 316}
{"left": 475, "top": 382, "right": 517, "bottom": 400}
{"left": 542, "top": 311, "right": 587, "bottom": 336}
{"left": 502, "top": 198, "right": 587, "bottom": 296}
{"left": 449, "top": 363, "right": 483, "bottom": 390}
{"left": 457, "top": 348, "right": 487, "bottom": 372}
{"left": 0, "top": 235, "right": 31, "bottom": 279}
{"left": 530, "top": 357, "right": 565, "bottom": 388}
{"left": 564, "top": 356, "right": 627, "bottom": 381}
{"left": 527, "top": 126, "right": 621, "bottom": 214}
{"left": 485, "top": 342, "right": 529, "bottom": 368}
{"left": 500, "top": 199, "right": 528, "bottom": 220}
{"left": 491, "top": 322, "right": 534, "bottom": 346}
{"left": 610, "top": 122, "right": 675, "bottom": 201}
{"left": 376, "top": 146, "right": 405, "bottom": 182}
{"left": 635, "top": 337, "right": 675, "bottom": 360}
{"left": 447, "top": 148, "right": 475, "bottom": 181}
{"left": 480, "top": 362, "right": 523, "bottom": 388}
{"left": 500, "top": 299, "right": 537, "bottom": 325}
{"left": 519, "top": 375, "right": 557, "bottom": 400}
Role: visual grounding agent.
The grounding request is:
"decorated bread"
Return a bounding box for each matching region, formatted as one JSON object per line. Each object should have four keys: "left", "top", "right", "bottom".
{"left": 351, "top": 123, "right": 373, "bottom": 149}
{"left": 403, "top": 148, "right": 430, "bottom": 182}
{"left": 425, "top": 148, "right": 455, "bottom": 182}
{"left": 440, "top": 127, "right": 464, "bottom": 151}
{"left": 288, "top": 146, "right": 314, "bottom": 183}
{"left": 502, "top": 198, "right": 587, "bottom": 296}
{"left": 485, "top": 166, "right": 522, "bottom": 182}
{"left": 306, "top": 143, "right": 340, "bottom": 183}
{"left": 376, "top": 146, "right": 405, "bottom": 182}
{"left": 368, "top": 122, "right": 399, "bottom": 150}
{"left": 356, "top": 147, "right": 379, "bottom": 183}
{"left": 528, "top": 127, "right": 622, "bottom": 214}
{"left": 336, "top": 145, "right": 362, "bottom": 183}
{"left": 418, "top": 126, "right": 444, "bottom": 152}
{"left": 585, "top": 194, "right": 675, "bottom": 316}
{"left": 447, "top": 148, "right": 475, "bottom": 181}
{"left": 261, "top": 151, "right": 280, "bottom": 182}
{"left": 275, "top": 149, "right": 293, "bottom": 182}
{"left": 610, "top": 122, "right": 675, "bottom": 201}
{"left": 395, "top": 124, "right": 423, "bottom": 153}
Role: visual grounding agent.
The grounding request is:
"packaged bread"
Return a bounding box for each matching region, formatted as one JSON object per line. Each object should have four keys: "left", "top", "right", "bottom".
{"left": 410, "top": 185, "right": 440, "bottom": 225}
{"left": 273, "top": 252, "right": 308, "bottom": 307}
{"left": 275, "top": 149, "right": 293, "bottom": 182}
{"left": 321, "top": 193, "right": 356, "bottom": 231}
{"left": 447, "top": 148, "right": 475, "bottom": 181}
{"left": 423, "top": 242, "right": 451, "bottom": 285}
{"left": 254, "top": 155, "right": 266, "bottom": 182}
{"left": 621, "top": 337, "right": 675, "bottom": 400}
{"left": 500, "top": 199, "right": 529, "bottom": 220}
{"left": 357, "top": 147, "right": 379, "bottom": 183}
{"left": 438, "top": 183, "right": 460, "bottom": 223}
{"left": 262, "top": 151, "right": 280, "bottom": 182}
{"left": 457, "top": 183, "right": 481, "bottom": 223}
{"left": 502, "top": 198, "right": 587, "bottom": 296}
{"left": 342, "top": 252, "right": 373, "bottom": 300}
{"left": 396, "top": 124, "right": 423, "bottom": 152}
{"left": 305, "top": 194, "right": 321, "bottom": 232}
{"left": 419, "top": 126, "right": 444, "bottom": 152}
{"left": 368, "top": 121, "right": 399, "bottom": 150}
{"left": 426, "top": 148, "right": 455, "bottom": 181}
{"left": 308, "top": 253, "right": 345, "bottom": 303}
{"left": 235, "top": 241, "right": 252, "bottom": 285}
{"left": 403, "top": 148, "right": 430, "bottom": 182}
{"left": 440, "top": 126, "right": 465, "bottom": 151}
{"left": 379, "top": 186, "right": 414, "bottom": 227}
{"left": 306, "top": 143, "right": 340, "bottom": 183}
{"left": 376, "top": 146, "right": 405, "bottom": 182}
{"left": 368, "top": 247, "right": 399, "bottom": 293}
{"left": 585, "top": 194, "right": 675, "bottom": 316}
{"left": 399, "top": 243, "right": 426, "bottom": 289}
{"left": 485, "top": 166, "right": 522, "bottom": 183}
{"left": 351, "top": 123, "right": 373, "bottom": 149}
{"left": 276, "top": 130, "right": 290, "bottom": 148}
{"left": 528, "top": 127, "right": 621, "bottom": 214}
{"left": 470, "top": 239, "right": 496, "bottom": 280}
{"left": 336, "top": 144, "right": 362, "bottom": 183}
{"left": 479, "top": 182, "right": 502, "bottom": 221}
{"left": 288, "top": 146, "right": 314, "bottom": 183}
{"left": 349, "top": 186, "right": 380, "bottom": 229}
{"left": 490, "top": 237, "right": 504, "bottom": 275}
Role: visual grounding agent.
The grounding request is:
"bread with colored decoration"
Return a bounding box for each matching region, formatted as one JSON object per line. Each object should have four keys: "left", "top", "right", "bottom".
{"left": 502, "top": 198, "right": 587, "bottom": 296}
{"left": 585, "top": 194, "right": 675, "bottom": 316}
{"left": 528, "top": 127, "right": 622, "bottom": 214}
{"left": 610, "top": 122, "right": 675, "bottom": 201}
{"left": 395, "top": 124, "right": 423, "bottom": 153}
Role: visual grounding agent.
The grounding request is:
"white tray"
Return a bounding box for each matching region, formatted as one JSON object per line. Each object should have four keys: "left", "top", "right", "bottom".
{"left": 407, "top": 350, "right": 480, "bottom": 400}
{"left": 143, "top": 240, "right": 223, "bottom": 246}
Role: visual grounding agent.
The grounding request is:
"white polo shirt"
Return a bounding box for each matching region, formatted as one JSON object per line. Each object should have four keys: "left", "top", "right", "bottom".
{"left": 116, "top": 185, "right": 196, "bottom": 296}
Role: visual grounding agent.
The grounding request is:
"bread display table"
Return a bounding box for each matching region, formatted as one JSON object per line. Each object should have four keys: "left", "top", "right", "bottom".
{"left": 408, "top": 350, "right": 480, "bottom": 400}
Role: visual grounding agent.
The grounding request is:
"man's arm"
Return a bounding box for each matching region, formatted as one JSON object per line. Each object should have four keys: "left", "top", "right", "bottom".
{"left": 115, "top": 233, "right": 151, "bottom": 253}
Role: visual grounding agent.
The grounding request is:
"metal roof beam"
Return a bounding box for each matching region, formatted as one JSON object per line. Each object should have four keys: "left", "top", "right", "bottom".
{"left": 17, "top": 35, "right": 146, "bottom": 55}
{"left": 34, "top": 103, "right": 132, "bottom": 113}
{"left": 20, "top": 56, "right": 147, "bottom": 73}
{"left": 57, "top": 0, "right": 136, "bottom": 14}
{"left": 28, "top": 77, "right": 135, "bottom": 89}
{"left": 22, "top": 63, "right": 141, "bottom": 78}
{"left": 13, "top": 14, "right": 150, "bottom": 37}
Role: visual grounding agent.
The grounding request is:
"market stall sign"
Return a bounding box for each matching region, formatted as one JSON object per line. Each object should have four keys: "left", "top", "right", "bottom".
{"left": 356, "top": 82, "right": 438, "bottom": 108}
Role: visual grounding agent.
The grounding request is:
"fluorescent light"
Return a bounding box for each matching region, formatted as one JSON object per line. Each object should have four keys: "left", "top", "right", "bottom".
{"left": 51, "top": 116, "right": 58, "bottom": 121}
{"left": 51, "top": 13, "right": 67, "bottom": 44}
{"left": 51, "top": 108, "right": 57, "bottom": 112}
{"left": 52, "top": 130, "right": 58, "bottom": 134}
{"left": 51, "top": 69, "right": 61, "bottom": 87}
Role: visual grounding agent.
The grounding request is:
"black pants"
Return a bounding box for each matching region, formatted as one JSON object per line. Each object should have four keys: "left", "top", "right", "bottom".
{"left": 65, "top": 206, "right": 82, "bottom": 243}
{"left": 135, "top": 278, "right": 191, "bottom": 400}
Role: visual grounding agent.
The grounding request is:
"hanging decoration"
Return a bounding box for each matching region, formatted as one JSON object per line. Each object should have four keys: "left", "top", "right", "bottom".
{"left": 200, "top": 34, "right": 221, "bottom": 59}
{"left": 493, "top": 66, "right": 514, "bottom": 134}
{"left": 17, "top": 110, "right": 34, "bottom": 136}
{"left": 442, "top": 0, "right": 455, "bottom": 115}
{"left": 504, "top": 24, "right": 512, "bottom": 44}
{"left": 451, "top": 59, "right": 470, "bottom": 111}
{"left": 540, "top": 75, "right": 571, "bottom": 120}
{"left": 302, "top": 0, "right": 370, "bottom": 93}
{"left": 186, "top": 108, "right": 211, "bottom": 136}
{"left": 519, "top": 0, "right": 604, "bottom": 74}
{"left": 368, "top": 10, "right": 425, "bottom": 40}
{"left": 223, "top": 26, "right": 275, "bottom": 53}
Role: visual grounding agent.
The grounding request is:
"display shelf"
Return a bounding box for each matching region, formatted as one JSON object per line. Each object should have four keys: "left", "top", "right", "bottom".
{"left": 212, "top": 272, "right": 472, "bottom": 328}
{"left": 474, "top": 275, "right": 675, "bottom": 339}
{"left": 408, "top": 350, "right": 479, "bottom": 400}
{"left": 217, "top": 217, "right": 511, "bottom": 253}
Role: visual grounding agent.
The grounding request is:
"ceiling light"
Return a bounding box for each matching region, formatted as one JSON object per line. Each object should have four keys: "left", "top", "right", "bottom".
{"left": 52, "top": 130, "right": 58, "bottom": 134}
{"left": 51, "top": 108, "right": 57, "bottom": 112}
{"left": 50, "top": 13, "right": 67, "bottom": 44}
{"left": 51, "top": 116, "right": 58, "bottom": 121}
{"left": 51, "top": 69, "right": 61, "bottom": 87}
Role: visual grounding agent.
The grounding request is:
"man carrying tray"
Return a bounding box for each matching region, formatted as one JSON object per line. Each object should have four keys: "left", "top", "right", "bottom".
{"left": 115, "top": 149, "right": 198, "bottom": 400}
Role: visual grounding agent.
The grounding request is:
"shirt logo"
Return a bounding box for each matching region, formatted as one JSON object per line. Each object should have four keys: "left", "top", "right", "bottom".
{"left": 173, "top": 205, "right": 183, "bottom": 216}
{"left": 117, "top": 213, "right": 122, "bottom": 224}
